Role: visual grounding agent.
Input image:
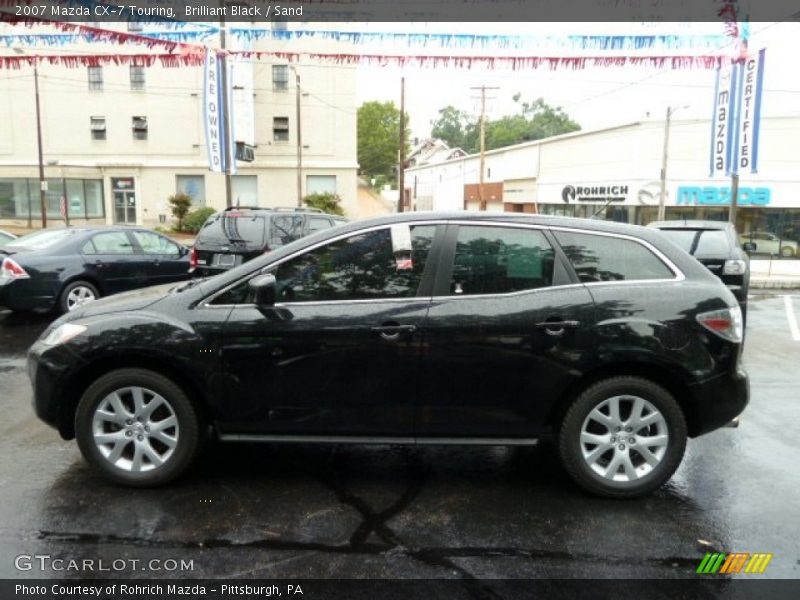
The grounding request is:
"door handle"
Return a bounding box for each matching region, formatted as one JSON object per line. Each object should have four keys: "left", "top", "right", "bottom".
{"left": 371, "top": 324, "right": 417, "bottom": 341}
{"left": 94, "top": 260, "right": 107, "bottom": 269}
{"left": 535, "top": 319, "right": 580, "bottom": 336}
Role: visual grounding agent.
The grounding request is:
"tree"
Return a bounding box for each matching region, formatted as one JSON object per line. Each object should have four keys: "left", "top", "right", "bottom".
{"left": 304, "top": 192, "right": 345, "bottom": 216}
{"left": 430, "top": 96, "right": 580, "bottom": 154}
{"left": 357, "top": 101, "right": 410, "bottom": 179}
{"left": 168, "top": 192, "right": 192, "bottom": 232}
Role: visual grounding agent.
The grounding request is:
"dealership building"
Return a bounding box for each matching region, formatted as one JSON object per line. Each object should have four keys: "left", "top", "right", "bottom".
{"left": 0, "top": 24, "right": 358, "bottom": 228}
{"left": 406, "top": 116, "right": 800, "bottom": 256}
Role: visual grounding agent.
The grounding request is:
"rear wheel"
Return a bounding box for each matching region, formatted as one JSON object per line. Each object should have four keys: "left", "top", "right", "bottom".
{"left": 75, "top": 369, "right": 202, "bottom": 486}
{"left": 781, "top": 246, "right": 795, "bottom": 257}
{"left": 558, "top": 376, "right": 687, "bottom": 498}
{"left": 59, "top": 280, "right": 99, "bottom": 313}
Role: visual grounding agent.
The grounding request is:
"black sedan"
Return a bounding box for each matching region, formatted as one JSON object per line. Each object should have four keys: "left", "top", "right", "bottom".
{"left": 0, "top": 226, "right": 190, "bottom": 313}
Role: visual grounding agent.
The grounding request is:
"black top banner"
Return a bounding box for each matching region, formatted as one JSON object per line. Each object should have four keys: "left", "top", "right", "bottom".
{"left": 2, "top": 0, "right": 800, "bottom": 23}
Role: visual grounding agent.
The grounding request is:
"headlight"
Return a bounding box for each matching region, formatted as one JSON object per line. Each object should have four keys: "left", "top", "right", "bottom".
{"left": 723, "top": 259, "right": 747, "bottom": 275}
{"left": 41, "top": 323, "right": 87, "bottom": 346}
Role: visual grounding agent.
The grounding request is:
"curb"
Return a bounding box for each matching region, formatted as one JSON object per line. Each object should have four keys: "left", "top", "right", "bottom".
{"left": 750, "top": 280, "right": 800, "bottom": 290}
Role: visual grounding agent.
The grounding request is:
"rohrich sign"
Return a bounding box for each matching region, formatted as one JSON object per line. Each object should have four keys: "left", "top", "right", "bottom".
{"left": 562, "top": 184, "right": 629, "bottom": 203}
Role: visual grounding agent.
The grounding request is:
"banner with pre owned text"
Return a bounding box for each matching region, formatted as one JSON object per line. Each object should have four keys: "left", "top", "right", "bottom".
{"left": 709, "top": 49, "right": 766, "bottom": 177}
{"left": 203, "top": 49, "right": 236, "bottom": 174}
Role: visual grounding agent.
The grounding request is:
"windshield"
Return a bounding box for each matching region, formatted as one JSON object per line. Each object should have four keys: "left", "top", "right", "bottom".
{"left": 658, "top": 229, "right": 731, "bottom": 256}
{"left": 198, "top": 214, "right": 267, "bottom": 249}
{"left": 5, "top": 228, "right": 79, "bottom": 250}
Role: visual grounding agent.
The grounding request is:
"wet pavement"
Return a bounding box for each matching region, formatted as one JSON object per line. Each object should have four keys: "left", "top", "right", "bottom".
{"left": 0, "top": 294, "right": 798, "bottom": 582}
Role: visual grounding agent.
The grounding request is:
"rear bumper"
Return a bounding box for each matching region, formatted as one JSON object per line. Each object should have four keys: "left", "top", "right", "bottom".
{"left": 687, "top": 366, "right": 749, "bottom": 437}
{"left": 0, "top": 279, "right": 57, "bottom": 311}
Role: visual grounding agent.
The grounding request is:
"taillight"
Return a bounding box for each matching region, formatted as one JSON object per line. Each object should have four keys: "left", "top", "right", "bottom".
{"left": 189, "top": 247, "right": 198, "bottom": 269}
{"left": 696, "top": 306, "right": 743, "bottom": 343}
{"left": 0, "top": 257, "right": 30, "bottom": 280}
{"left": 723, "top": 259, "right": 747, "bottom": 275}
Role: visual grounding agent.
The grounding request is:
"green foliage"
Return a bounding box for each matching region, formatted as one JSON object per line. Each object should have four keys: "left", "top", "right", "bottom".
{"left": 430, "top": 96, "right": 580, "bottom": 154}
{"left": 183, "top": 207, "right": 217, "bottom": 234}
{"left": 168, "top": 192, "right": 193, "bottom": 232}
{"left": 304, "top": 192, "right": 345, "bottom": 216}
{"left": 357, "top": 101, "right": 410, "bottom": 179}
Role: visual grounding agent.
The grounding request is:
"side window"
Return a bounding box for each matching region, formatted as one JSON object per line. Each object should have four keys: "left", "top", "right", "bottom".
{"left": 132, "top": 231, "right": 180, "bottom": 255}
{"left": 307, "top": 216, "right": 334, "bottom": 234}
{"left": 553, "top": 231, "right": 674, "bottom": 282}
{"left": 211, "top": 226, "right": 435, "bottom": 304}
{"left": 82, "top": 232, "right": 134, "bottom": 254}
{"left": 450, "top": 226, "right": 555, "bottom": 295}
{"left": 269, "top": 215, "right": 305, "bottom": 248}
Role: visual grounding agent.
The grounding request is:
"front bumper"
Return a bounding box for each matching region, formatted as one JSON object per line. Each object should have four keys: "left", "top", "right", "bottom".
{"left": 28, "top": 340, "right": 80, "bottom": 438}
{"left": 687, "top": 366, "right": 749, "bottom": 437}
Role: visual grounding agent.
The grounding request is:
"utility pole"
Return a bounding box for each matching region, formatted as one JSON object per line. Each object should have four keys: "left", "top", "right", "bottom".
{"left": 397, "top": 76, "right": 406, "bottom": 213}
{"left": 33, "top": 61, "right": 47, "bottom": 228}
{"left": 470, "top": 85, "right": 498, "bottom": 211}
{"left": 729, "top": 173, "right": 739, "bottom": 225}
{"left": 658, "top": 106, "right": 672, "bottom": 221}
{"left": 294, "top": 67, "right": 303, "bottom": 207}
{"left": 219, "top": 4, "right": 233, "bottom": 208}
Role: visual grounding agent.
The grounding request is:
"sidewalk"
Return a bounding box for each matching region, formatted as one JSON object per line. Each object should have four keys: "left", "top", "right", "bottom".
{"left": 750, "top": 259, "right": 800, "bottom": 290}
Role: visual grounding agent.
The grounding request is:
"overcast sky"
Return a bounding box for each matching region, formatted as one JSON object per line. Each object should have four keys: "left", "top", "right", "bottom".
{"left": 353, "top": 22, "right": 798, "bottom": 142}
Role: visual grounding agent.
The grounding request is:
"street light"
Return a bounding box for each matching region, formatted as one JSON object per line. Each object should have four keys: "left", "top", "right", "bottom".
{"left": 658, "top": 104, "right": 689, "bottom": 221}
{"left": 14, "top": 48, "right": 47, "bottom": 228}
{"left": 290, "top": 65, "right": 303, "bottom": 207}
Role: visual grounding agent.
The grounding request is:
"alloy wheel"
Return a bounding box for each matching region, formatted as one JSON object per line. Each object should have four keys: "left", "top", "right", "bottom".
{"left": 66, "top": 285, "right": 97, "bottom": 311}
{"left": 579, "top": 395, "right": 669, "bottom": 482}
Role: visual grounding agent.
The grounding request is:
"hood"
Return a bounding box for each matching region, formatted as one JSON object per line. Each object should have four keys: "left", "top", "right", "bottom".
{"left": 67, "top": 282, "right": 175, "bottom": 320}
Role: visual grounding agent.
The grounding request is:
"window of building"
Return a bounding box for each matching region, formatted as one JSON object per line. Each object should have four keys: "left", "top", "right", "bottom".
{"left": 130, "top": 66, "right": 145, "bottom": 91}
{"left": 90, "top": 116, "right": 106, "bottom": 141}
{"left": 0, "top": 178, "right": 105, "bottom": 220}
{"left": 132, "top": 231, "right": 180, "bottom": 255}
{"left": 132, "top": 116, "right": 148, "bottom": 140}
{"left": 272, "top": 65, "right": 289, "bottom": 91}
{"left": 306, "top": 175, "right": 337, "bottom": 195}
{"left": 553, "top": 231, "right": 675, "bottom": 282}
{"left": 175, "top": 175, "right": 206, "bottom": 207}
{"left": 231, "top": 175, "right": 257, "bottom": 205}
{"left": 87, "top": 66, "right": 103, "bottom": 91}
{"left": 82, "top": 231, "right": 135, "bottom": 254}
{"left": 127, "top": 21, "right": 143, "bottom": 32}
{"left": 272, "top": 20, "right": 288, "bottom": 32}
{"left": 273, "top": 117, "right": 289, "bottom": 142}
{"left": 212, "top": 226, "right": 436, "bottom": 305}
{"left": 450, "top": 225, "right": 555, "bottom": 296}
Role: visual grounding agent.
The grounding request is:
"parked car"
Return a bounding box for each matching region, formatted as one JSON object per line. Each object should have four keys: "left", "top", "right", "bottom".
{"left": 191, "top": 206, "right": 347, "bottom": 277}
{"left": 648, "top": 220, "right": 749, "bottom": 319}
{"left": 1, "top": 226, "right": 190, "bottom": 313}
{"left": 0, "top": 229, "right": 18, "bottom": 246}
{"left": 28, "top": 213, "right": 747, "bottom": 497}
{"left": 739, "top": 231, "right": 797, "bottom": 257}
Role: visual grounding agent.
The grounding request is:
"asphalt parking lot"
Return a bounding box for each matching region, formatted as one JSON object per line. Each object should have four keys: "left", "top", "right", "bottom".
{"left": 0, "top": 293, "right": 798, "bottom": 584}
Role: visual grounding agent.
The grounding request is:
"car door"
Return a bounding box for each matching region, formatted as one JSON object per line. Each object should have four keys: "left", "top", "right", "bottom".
{"left": 130, "top": 230, "right": 190, "bottom": 285}
{"left": 417, "top": 222, "right": 596, "bottom": 438}
{"left": 80, "top": 230, "right": 146, "bottom": 294}
{"left": 211, "top": 223, "right": 441, "bottom": 437}
{"left": 306, "top": 215, "right": 335, "bottom": 236}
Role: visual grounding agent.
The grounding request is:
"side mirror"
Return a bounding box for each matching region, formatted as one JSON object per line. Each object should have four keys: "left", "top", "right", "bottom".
{"left": 179, "top": 245, "right": 190, "bottom": 257}
{"left": 742, "top": 242, "right": 756, "bottom": 253}
{"left": 249, "top": 273, "right": 277, "bottom": 307}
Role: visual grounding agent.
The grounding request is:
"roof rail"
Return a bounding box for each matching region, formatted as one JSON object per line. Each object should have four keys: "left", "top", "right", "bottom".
{"left": 222, "top": 205, "right": 324, "bottom": 214}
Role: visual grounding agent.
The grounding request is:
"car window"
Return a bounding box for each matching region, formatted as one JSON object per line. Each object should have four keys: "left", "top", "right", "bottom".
{"left": 212, "top": 225, "right": 436, "bottom": 304}
{"left": 132, "top": 231, "right": 180, "bottom": 255}
{"left": 197, "top": 213, "right": 267, "bottom": 250}
{"left": 449, "top": 225, "right": 555, "bottom": 295}
{"left": 307, "top": 216, "right": 334, "bottom": 234}
{"left": 82, "top": 231, "right": 135, "bottom": 255}
{"left": 6, "top": 228, "right": 78, "bottom": 249}
{"left": 554, "top": 231, "right": 674, "bottom": 282}
{"left": 269, "top": 215, "right": 305, "bottom": 248}
{"left": 657, "top": 229, "right": 730, "bottom": 255}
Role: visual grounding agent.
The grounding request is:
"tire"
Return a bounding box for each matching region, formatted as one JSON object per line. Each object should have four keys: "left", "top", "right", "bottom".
{"left": 59, "top": 280, "right": 100, "bottom": 313}
{"left": 780, "top": 246, "right": 795, "bottom": 258}
{"left": 557, "top": 376, "right": 687, "bottom": 499}
{"left": 75, "top": 368, "right": 202, "bottom": 487}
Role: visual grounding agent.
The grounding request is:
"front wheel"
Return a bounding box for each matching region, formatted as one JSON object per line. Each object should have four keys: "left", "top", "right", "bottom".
{"left": 75, "top": 369, "right": 202, "bottom": 486}
{"left": 557, "top": 376, "right": 687, "bottom": 498}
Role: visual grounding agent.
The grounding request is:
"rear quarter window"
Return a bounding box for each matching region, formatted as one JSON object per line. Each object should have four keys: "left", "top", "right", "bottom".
{"left": 553, "top": 230, "right": 675, "bottom": 282}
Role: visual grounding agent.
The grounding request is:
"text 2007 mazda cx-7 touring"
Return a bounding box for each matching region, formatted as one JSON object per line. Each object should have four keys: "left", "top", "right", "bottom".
{"left": 28, "top": 213, "right": 748, "bottom": 498}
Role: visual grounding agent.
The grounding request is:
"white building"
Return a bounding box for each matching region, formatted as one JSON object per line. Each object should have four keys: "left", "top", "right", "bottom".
{"left": 405, "top": 117, "right": 800, "bottom": 252}
{"left": 0, "top": 24, "right": 358, "bottom": 228}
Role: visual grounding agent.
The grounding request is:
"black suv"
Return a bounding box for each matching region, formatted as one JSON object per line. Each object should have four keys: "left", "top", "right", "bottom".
{"left": 29, "top": 213, "right": 747, "bottom": 498}
{"left": 648, "top": 220, "right": 750, "bottom": 318}
{"left": 191, "top": 206, "right": 346, "bottom": 276}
